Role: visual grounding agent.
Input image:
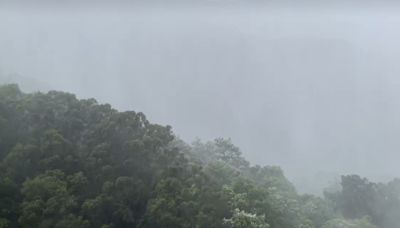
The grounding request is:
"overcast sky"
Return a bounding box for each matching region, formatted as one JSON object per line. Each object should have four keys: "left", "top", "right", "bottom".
{"left": 1, "top": 1, "right": 400, "bottom": 187}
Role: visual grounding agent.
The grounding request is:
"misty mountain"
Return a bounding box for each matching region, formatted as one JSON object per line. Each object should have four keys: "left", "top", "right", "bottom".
{"left": 2, "top": 0, "right": 400, "bottom": 205}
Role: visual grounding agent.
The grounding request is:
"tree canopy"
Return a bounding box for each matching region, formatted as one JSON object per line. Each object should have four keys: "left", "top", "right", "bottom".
{"left": 0, "top": 84, "right": 397, "bottom": 228}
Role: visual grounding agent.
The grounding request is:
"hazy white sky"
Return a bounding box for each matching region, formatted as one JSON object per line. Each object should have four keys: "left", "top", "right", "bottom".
{"left": 1, "top": 1, "right": 400, "bottom": 184}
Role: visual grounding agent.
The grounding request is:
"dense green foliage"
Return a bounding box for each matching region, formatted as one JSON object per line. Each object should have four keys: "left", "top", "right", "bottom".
{"left": 0, "top": 84, "right": 398, "bottom": 228}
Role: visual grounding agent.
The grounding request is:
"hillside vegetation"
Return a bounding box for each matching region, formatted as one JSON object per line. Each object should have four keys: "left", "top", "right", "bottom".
{"left": 0, "top": 84, "right": 399, "bottom": 228}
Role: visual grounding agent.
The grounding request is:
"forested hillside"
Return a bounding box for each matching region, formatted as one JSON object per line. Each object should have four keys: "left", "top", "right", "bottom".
{"left": 0, "top": 84, "right": 399, "bottom": 228}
